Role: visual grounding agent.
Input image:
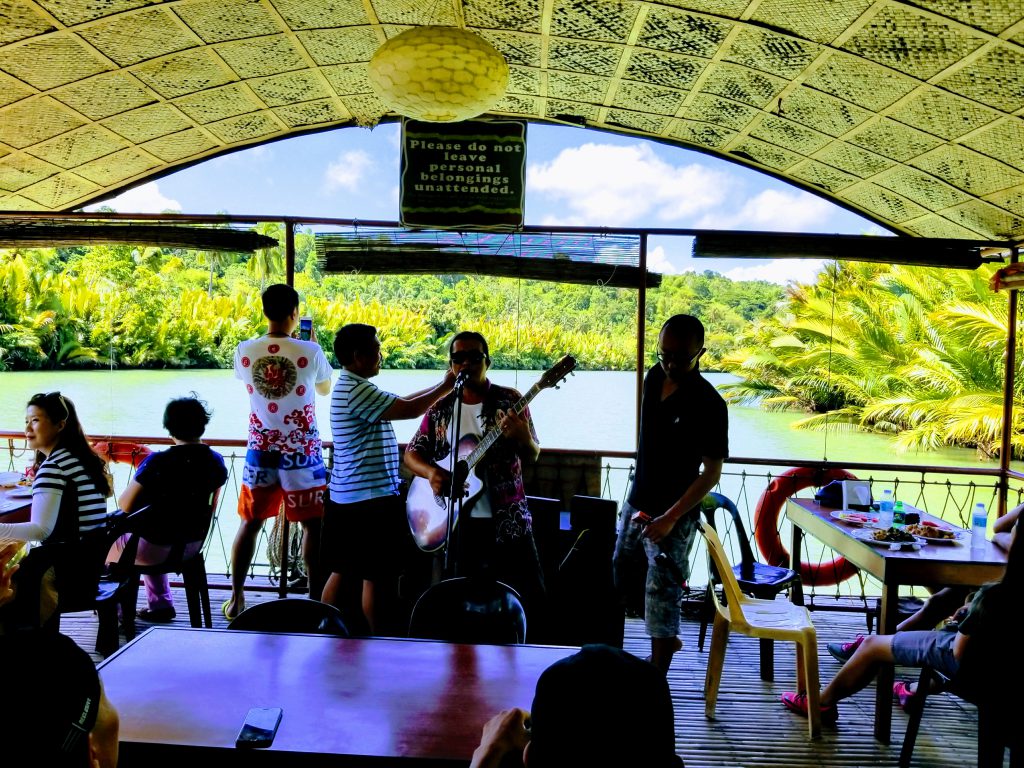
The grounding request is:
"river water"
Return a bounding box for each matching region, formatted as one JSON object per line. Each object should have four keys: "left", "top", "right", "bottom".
{"left": 3, "top": 368, "right": 1006, "bottom": 591}
{"left": 0, "top": 368, "right": 990, "bottom": 466}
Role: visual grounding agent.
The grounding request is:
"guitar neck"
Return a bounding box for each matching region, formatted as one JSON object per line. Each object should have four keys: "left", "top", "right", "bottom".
{"left": 463, "top": 383, "right": 541, "bottom": 471}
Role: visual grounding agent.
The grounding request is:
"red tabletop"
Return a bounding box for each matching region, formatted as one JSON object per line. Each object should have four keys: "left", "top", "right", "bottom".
{"left": 100, "top": 627, "right": 577, "bottom": 766}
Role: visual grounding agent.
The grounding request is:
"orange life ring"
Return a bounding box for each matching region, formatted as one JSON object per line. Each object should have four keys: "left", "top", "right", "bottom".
{"left": 90, "top": 440, "right": 152, "bottom": 467}
{"left": 754, "top": 466, "right": 860, "bottom": 587}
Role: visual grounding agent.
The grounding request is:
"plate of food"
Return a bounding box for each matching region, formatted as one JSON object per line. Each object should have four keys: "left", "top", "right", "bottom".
{"left": 854, "top": 527, "right": 925, "bottom": 549}
{"left": 905, "top": 522, "right": 964, "bottom": 544}
{"left": 830, "top": 511, "right": 879, "bottom": 527}
{"left": 0, "top": 471, "right": 23, "bottom": 488}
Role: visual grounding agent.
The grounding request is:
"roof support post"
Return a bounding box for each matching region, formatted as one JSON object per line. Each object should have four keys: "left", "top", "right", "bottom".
{"left": 636, "top": 233, "right": 647, "bottom": 448}
{"left": 285, "top": 219, "right": 296, "bottom": 287}
{"left": 999, "top": 245, "right": 1019, "bottom": 518}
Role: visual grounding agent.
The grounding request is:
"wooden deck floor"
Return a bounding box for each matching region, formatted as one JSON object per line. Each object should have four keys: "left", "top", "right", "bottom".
{"left": 59, "top": 584, "right": 986, "bottom": 768}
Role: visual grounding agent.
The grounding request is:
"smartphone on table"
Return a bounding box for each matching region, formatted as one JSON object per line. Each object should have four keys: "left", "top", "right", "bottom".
{"left": 235, "top": 707, "right": 283, "bottom": 749}
{"left": 298, "top": 316, "right": 313, "bottom": 341}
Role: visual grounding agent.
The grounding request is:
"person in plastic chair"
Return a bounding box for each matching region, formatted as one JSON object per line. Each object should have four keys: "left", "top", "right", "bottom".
{"left": 469, "top": 644, "right": 684, "bottom": 768}
{"left": 1, "top": 628, "right": 120, "bottom": 767}
{"left": 612, "top": 314, "right": 729, "bottom": 674}
{"left": 825, "top": 502, "right": 1021, "bottom": 708}
{"left": 781, "top": 515, "right": 1021, "bottom": 725}
{"left": 106, "top": 394, "right": 228, "bottom": 623}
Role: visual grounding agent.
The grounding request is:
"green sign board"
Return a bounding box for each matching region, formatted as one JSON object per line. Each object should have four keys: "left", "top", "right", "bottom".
{"left": 400, "top": 118, "right": 526, "bottom": 230}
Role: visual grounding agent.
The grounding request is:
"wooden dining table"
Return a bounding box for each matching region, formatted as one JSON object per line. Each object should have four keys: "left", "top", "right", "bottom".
{"left": 99, "top": 626, "right": 577, "bottom": 766}
{"left": 785, "top": 497, "right": 1007, "bottom": 744}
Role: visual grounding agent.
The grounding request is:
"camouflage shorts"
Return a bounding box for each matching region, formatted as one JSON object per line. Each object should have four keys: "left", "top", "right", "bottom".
{"left": 613, "top": 501, "right": 697, "bottom": 638}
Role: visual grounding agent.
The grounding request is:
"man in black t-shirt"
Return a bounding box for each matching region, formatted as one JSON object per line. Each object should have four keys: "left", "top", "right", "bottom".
{"left": 613, "top": 315, "right": 729, "bottom": 673}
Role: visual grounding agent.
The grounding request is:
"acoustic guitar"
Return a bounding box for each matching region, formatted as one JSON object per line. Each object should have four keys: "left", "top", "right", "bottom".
{"left": 406, "top": 355, "right": 576, "bottom": 551}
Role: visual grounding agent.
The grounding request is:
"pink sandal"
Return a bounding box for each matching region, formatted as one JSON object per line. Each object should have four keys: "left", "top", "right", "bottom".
{"left": 893, "top": 680, "right": 916, "bottom": 709}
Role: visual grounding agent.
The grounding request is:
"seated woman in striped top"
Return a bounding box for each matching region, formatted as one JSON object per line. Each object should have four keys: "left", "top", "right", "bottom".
{"left": 0, "top": 392, "right": 110, "bottom": 544}
{"left": 0, "top": 392, "right": 111, "bottom": 629}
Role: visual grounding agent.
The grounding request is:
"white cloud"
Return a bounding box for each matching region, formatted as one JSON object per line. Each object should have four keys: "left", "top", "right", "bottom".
{"left": 324, "top": 150, "right": 374, "bottom": 192}
{"left": 85, "top": 182, "right": 181, "bottom": 213}
{"left": 697, "top": 189, "right": 833, "bottom": 231}
{"left": 527, "top": 143, "right": 731, "bottom": 226}
{"left": 647, "top": 245, "right": 678, "bottom": 274}
{"left": 723, "top": 258, "right": 825, "bottom": 285}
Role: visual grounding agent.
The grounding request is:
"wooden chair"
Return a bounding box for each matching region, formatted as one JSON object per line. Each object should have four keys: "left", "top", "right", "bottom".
{"left": 228, "top": 598, "right": 349, "bottom": 636}
{"left": 698, "top": 491, "right": 800, "bottom": 680}
{"left": 115, "top": 488, "right": 222, "bottom": 631}
{"left": 698, "top": 519, "right": 823, "bottom": 738}
{"left": 900, "top": 664, "right": 1020, "bottom": 768}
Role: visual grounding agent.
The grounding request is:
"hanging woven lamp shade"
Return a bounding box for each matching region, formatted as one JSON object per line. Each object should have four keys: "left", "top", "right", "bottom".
{"left": 368, "top": 26, "right": 509, "bottom": 123}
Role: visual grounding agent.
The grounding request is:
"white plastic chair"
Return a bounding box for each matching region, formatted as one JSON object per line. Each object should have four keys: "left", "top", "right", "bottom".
{"left": 698, "top": 519, "right": 823, "bottom": 738}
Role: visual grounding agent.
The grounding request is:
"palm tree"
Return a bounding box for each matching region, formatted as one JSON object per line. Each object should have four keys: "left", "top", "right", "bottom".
{"left": 721, "top": 261, "right": 1023, "bottom": 459}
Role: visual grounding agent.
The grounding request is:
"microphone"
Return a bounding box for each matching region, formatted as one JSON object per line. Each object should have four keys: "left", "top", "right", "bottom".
{"left": 454, "top": 371, "right": 469, "bottom": 388}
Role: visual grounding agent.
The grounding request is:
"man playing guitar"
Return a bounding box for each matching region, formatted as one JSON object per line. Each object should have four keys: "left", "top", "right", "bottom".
{"left": 404, "top": 331, "right": 546, "bottom": 633}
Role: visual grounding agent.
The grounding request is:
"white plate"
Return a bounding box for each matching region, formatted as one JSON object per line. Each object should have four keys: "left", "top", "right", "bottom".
{"left": 853, "top": 529, "right": 925, "bottom": 548}
{"left": 906, "top": 528, "right": 965, "bottom": 545}
{"left": 830, "top": 510, "right": 878, "bottom": 527}
{"left": 0, "top": 471, "right": 23, "bottom": 486}
{"left": 6, "top": 486, "right": 32, "bottom": 498}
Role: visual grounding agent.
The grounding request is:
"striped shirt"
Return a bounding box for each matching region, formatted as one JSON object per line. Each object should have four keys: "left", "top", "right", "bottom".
{"left": 34, "top": 447, "right": 110, "bottom": 538}
{"left": 329, "top": 369, "right": 399, "bottom": 504}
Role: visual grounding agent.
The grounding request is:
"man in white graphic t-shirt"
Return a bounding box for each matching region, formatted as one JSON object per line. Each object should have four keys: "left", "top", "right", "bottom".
{"left": 225, "top": 284, "right": 333, "bottom": 619}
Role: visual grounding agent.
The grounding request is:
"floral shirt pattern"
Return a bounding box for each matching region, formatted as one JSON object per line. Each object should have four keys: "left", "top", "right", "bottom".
{"left": 407, "top": 382, "right": 538, "bottom": 543}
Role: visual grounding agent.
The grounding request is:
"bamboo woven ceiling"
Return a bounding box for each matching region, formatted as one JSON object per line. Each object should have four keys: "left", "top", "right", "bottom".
{"left": 1, "top": 1, "right": 1022, "bottom": 243}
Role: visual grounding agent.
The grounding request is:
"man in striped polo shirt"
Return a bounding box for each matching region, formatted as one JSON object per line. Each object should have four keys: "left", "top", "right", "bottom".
{"left": 321, "top": 323, "right": 455, "bottom": 635}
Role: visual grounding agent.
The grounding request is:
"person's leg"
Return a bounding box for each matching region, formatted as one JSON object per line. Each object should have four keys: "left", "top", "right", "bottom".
{"left": 612, "top": 503, "right": 647, "bottom": 617}
{"left": 897, "top": 586, "right": 971, "bottom": 632}
{"left": 131, "top": 539, "right": 175, "bottom": 612}
{"left": 300, "top": 518, "right": 322, "bottom": 600}
{"left": 643, "top": 516, "right": 693, "bottom": 674}
{"left": 280, "top": 450, "right": 327, "bottom": 597}
{"left": 227, "top": 518, "right": 264, "bottom": 618}
{"left": 319, "top": 498, "right": 371, "bottom": 636}
{"left": 821, "top": 634, "right": 896, "bottom": 705}
{"left": 362, "top": 578, "right": 380, "bottom": 635}
{"left": 142, "top": 575, "right": 173, "bottom": 612}
{"left": 231, "top": 453, "right": 283, "bottom": 618}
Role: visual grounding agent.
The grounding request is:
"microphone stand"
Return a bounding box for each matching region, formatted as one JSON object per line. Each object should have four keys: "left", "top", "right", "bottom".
{"left": 444, "top": 374, "right": 467, "bottom": 576}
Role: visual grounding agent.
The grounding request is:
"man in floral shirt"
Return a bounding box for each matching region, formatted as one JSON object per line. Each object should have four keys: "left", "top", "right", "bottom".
{"left": 225, "top": 284, "right": 333, "bottom": 619}
{"left": 405, "top": 331, "right": 546, "bottom": 628}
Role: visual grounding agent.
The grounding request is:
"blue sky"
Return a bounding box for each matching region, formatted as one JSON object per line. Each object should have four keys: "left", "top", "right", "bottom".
{"left": 90, "top": 122, "right": 888, "bottom": 285}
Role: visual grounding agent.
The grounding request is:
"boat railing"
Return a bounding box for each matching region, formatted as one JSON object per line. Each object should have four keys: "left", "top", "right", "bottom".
{"left": 3, "top": 432, "right": 1019, "bottom": 605}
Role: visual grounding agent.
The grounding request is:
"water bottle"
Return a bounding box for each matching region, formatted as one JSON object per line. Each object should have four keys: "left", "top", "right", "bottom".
{"left": 892, "top": 499, "right": 906, "bottom": 528}
{"left": 971, "top": 502, "right": 987, "bottom": 549}
{"left": 878, "top": 489, "right": 894, "bottom": 529}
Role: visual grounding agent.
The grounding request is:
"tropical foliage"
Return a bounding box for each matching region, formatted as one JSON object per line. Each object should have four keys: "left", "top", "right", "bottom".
{"left": 720, "top": 261, "right": 1021, "bottom": 459}
{"left": 0, "top": 226, "right": 782, "bottom": 373}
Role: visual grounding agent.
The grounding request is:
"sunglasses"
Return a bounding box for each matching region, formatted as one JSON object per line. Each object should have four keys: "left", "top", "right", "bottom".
{"left": 450, "top": 351, "right": 486, "bottom": 364}
{"left": 33, "top": 391, "right": 69, "bottom": 419}
{"left": 657, "top": 349, "right": 704, "bottom": 365}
